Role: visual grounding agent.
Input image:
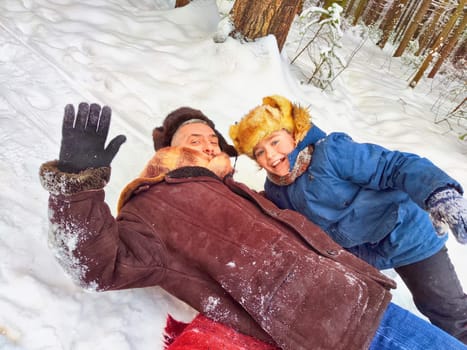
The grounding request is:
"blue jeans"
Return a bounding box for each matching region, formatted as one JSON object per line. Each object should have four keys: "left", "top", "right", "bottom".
{"left": 370, "top": 303, "right": 466, "bottom": 349}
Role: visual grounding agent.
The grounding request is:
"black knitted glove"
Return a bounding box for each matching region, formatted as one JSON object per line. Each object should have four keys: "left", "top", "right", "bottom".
{"left": 58, "top": 102, "right": 126, "bottom": 173}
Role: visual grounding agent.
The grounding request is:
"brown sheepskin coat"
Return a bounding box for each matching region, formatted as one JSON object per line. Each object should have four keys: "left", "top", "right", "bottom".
{"left": 39, "top": 161, "right": 396, "bottom": 350}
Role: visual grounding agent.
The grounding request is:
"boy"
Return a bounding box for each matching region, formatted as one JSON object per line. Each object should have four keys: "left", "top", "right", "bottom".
{"left": 230, "top": 95, "right": 467, "bottom": 343}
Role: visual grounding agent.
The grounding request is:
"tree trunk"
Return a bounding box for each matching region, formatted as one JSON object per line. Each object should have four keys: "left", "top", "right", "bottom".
{"left": 230, "top": 0, "right": 302, "bottom": 51}
{"left": 451, "top": 37, "right": 466, "bottom": 69}
{"left": 394, "top": 0, "right": 431, "bottom": 57}
{"left": 415, "top": 0, "right": 449, "bottom": 56}
{"left": 410, "top": 0, "right": 465, "bottom": 87}
{"left": 393, "top": 0, "right": 419, "bottom": 44}
{"left": 428, "top": 12, "right": 467, "bottom": 78}
{"left": 363, "top": 0, "right": 388, "bottom": 26}
{"left": 352, "top": 0, "right": 370, "bottom": 25}
{"left": 378, "top": 0, "right": 409, "bottom": 48}
{"left": 297, "top": 0, "right": 305, "bottom": 14}
{"left": 345, "top": 0, "right": 357, "bottom": 16}
{"left": 175, "top": 0, "right": 190, "bottom": 7}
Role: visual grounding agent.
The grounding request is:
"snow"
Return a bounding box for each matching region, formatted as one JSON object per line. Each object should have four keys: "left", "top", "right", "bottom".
{"left": 0, "top": 0, "right": 465, "bottom": 349}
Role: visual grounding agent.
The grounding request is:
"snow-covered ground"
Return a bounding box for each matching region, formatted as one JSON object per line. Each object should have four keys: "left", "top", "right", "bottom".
{"left": 0, "top": 0, "right": 465, "bottom": 349}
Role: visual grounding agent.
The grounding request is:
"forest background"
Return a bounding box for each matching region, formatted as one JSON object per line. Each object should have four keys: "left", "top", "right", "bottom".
{"left": 0, "top": 0, "right": 465, "bottom": 349}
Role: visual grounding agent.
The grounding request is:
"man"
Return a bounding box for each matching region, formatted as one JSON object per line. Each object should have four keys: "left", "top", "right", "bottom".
{"left": 39, "top": 102, "right": 465, "bottom": 350}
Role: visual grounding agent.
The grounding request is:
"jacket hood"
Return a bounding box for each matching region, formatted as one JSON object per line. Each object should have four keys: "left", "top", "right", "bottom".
{"left": 288, "top": 124, "right": 327, "bottom": 169}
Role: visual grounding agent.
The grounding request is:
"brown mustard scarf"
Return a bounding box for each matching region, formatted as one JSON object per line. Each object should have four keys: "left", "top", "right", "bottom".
{"left": 267, "top": 145, "right": 313, "bottom": 186}
{"left": 117, "top": 146, "right": 233, "bottom": 212}
{"left": 140, "top": 146, "right": 233, "bottom": 179}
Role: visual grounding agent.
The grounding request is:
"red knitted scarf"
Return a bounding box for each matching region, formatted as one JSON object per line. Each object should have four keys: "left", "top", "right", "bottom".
{"left": 163, "top": 314, "right": 279, "bottom": 350}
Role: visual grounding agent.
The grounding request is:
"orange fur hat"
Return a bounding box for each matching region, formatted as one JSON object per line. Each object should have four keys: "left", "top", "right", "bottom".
{"left": 229, "top": 95, "right": 312, "bottom": 158}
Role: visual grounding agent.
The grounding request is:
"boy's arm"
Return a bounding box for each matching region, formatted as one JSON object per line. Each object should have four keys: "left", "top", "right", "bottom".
{"left": 325, "top": 133, "right": 462, "bottom": 204}
{"left": 325, "top": 133, "right": 466, "bottom": 243}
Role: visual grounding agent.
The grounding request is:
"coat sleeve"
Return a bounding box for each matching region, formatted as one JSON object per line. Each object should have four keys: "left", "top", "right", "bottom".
{"left": 320, "top": 133, "right": 463, "bottom": 208}
{"left": 39, "top": 161, "right": 166, "bottom": 291}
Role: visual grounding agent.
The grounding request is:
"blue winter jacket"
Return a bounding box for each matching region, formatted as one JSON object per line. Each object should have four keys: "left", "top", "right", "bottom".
{"left": 264, "top": 125, "right": 462, "bottom": 269}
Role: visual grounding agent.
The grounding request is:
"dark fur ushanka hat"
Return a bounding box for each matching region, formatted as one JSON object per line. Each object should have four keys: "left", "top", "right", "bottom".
{"left": 153, "top": 107, "right": 237, "bottom": 157}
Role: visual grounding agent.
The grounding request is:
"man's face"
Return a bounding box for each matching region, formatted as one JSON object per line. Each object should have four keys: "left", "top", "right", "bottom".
{"left": 171, "top": 122, "right": 222, "bottom": 160}
{"left": 253, "top": 129, "right": 295, "bottom": 176}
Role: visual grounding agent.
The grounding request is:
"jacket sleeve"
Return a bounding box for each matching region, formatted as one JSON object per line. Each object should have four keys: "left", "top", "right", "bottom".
{"left": 39, "top": 160, "right": 166, "bottom": 291}
{"left": 321, "top": 133, "right": 463, "bottom": 208}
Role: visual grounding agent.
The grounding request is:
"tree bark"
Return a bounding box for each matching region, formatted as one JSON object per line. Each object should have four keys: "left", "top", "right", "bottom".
{"left": 393, "top": 0, "right": 419, "bottom": 44}
{"left": 230, "top": 0, "right": 302, "bottom": 51}
{"left": 363, "top": 0, "right": 388, "bottom": 26}
{"left": 394, "top": 0, "right": 431, "bottom": 57}
{"left": 352, "top": 0, "right": 370, "bottom": 25}
{"left": 378, "top": 0, "right": 409, "bottom": 48}
{"left": 410, "top": 0, "right": 465, "bottom": 87}
{"left": 428, "top": 12, "right": 467, "bottom": 78}
{"left": 345, "top": 0, "right": 357, "bottom": 16}
{"left": 175, "top": 0, "right": 190, "bottom": 7}
{"left": 451, "top": 37, "right": 466, "bottom": 69}
{"left": 415, "top": 0, "right": 449, "bottom": 56}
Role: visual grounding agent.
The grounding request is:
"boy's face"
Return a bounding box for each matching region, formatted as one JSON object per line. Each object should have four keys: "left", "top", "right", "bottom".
{"left": 171, "top": 122, "right": 221, "bottom": 160}
{"left": 253, "top": 129, "right": 295, "bottom": 176}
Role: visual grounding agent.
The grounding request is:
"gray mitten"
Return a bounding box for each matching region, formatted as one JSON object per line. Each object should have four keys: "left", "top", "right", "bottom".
{"left": 427, "top": 188, "right": 467, "bottom": 244}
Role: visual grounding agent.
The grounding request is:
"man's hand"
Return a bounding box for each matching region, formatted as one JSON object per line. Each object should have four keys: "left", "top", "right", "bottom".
{"left": 58, "top": 102, "right": 126, "bottom": 173}
{"left": 427, "top": 188, "right": 467, "bottom": 244}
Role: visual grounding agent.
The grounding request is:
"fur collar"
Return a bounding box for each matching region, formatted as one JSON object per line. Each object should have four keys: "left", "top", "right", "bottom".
{"left": 117, "top": 147, "right": 233, "bottom": 212}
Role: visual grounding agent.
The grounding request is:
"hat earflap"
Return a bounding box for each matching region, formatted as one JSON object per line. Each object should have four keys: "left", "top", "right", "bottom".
{"left": 292, "top": 104, "right": 312, "bottom": 142}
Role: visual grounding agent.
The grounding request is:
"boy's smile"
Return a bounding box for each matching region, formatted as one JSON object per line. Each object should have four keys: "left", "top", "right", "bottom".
{"left": 253, "top": 129, "right": 295, "bottom": 177}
